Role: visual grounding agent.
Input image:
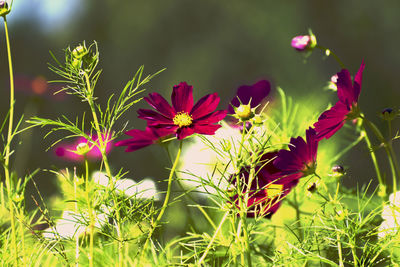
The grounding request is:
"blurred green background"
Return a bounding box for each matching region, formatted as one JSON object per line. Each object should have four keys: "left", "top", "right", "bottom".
{"left": 1, "top": 0, "right": 400, "bottom": 205}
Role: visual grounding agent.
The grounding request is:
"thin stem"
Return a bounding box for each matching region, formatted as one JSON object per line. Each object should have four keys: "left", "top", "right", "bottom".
{"left": 293, "top": 187, "right": 303, "bottom": 241}
{"left": 359, "top": 121, "right": 384, "bottom": 188}
{"left": 316, "top": 45, "right": 345, "bottom": 69}
{"left": 198, "top": 210, "right": 229, "bottom": 265}
{"left": 83, "top": 72, "right": 123, "bottom": 266}
{"left": 74, "top": 171, "right": 80, "bottom": 267}
{"left": 141, "top": 141, "right": 183, "bottom": 258}
{"left": 362, "top": 116, "right": 400, "bottom": 193}
{"left": 337, "top": 232, "right": 344, "bottom": 267}
{"left": 85, "top": 159, "right": 94, "bottom": 267}
{"left": 3, "top": 16, "right": 18, "bottom": 266}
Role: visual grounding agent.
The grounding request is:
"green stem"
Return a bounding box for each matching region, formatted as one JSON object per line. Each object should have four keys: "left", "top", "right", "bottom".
{"left": 74, "top": 172, "right": 80, "bottom": 267}
{"left": 362, "top": 116, "right": 400, "bottom": 194}
{"left": 141, "top": 141, "right": 183, "bottom": 258}
{"left": 316, "top": 45, "right": 345, "bottom": 69}
{"left": 198, "top": 210, "right": 229, "bottom": 265}
{"left": 84, "top": 159, "right": 94, "bottom": 267}
{"left": 3, "top": 16, "right": 18, "bottom": 266}
{"left": 359, "top": 121, "right": 384, "bottom": 188}
{"left": 293, "top": 187, "right": 303, "bottom": 241}
{"left": 83, "top": 72, "right": 123, "bottom": 266}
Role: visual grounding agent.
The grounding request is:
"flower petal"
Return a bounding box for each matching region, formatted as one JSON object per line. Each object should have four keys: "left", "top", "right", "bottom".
{"left": 171, "top": 82, "right": 194, "bottom": 113}
{"left": 195, "top": 110, "right": 227, "bottom": 124}
{"left": 137, "top": 109, "right": 174, "bottom": 126}
{"left": 193, "top": 124, "right": 222, "bottom": 135}
{"left": 190, "top": 93, "right": 220, "bottom": 119}
{"left": 144, "top": 93, "right": 175, "bottom": 118}
{"left": 228, "top": 80, "right": 271, "bottom": 114}
{"left": 352, "top": 61, "right": 365, "bottom": 102}
{"left": 176, "top": 126, "right": 195, "bottom": 140}
{"left": 313, "top": 101, "right": 348, "bottom": 140}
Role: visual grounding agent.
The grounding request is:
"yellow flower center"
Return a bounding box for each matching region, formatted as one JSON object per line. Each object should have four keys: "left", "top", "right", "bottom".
{"left": 265, "top": 184, "right": 284, "bottom": 197}
{"left": 173, "top": 112, "right": 193, "bottom": 127}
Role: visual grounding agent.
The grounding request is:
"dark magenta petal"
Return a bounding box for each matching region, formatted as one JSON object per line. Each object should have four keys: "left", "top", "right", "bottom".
{"left": 337, "top": 69, "right": 354, "bottom": 107}
{"left": 314, "top": 101, "right": 348, "bottom": 140}
{"left": 306, "top": 128, "right": 318, "bottom": 163}
{"left": 137, "top": 109, "right": 173, "bottom": 125}
{"left": 352, "top": 61, "right": 365, "bottom": 102}
{"left": 193, "top": 124, "right": 222, "bottom": 135}
{"left": 228, "top": 80, "right": 271, "bottom": 114}
{"left": 195, "top": 110, "right": 227, "bottom": 124}
{"left": 171, "top": 82, "right": 194, "bottom": 113}
{"left": 190, "top": 93, "right": 220, "bottom": 119}
{"left": 176, "top": 126, "right": 195, "bottom": 140}
{"left": 144, "top": 92, "right": 175, "bottom": 118}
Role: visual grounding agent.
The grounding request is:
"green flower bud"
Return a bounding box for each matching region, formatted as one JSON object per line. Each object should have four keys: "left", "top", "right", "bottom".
{"left": 72, "top": 45, "right": 88, "bottom": 59}
{"left": 234, "top": 104, "right": 254, "bottom": 121}
{"left": 75, "top": 142, "right": 91, "bottom": 155}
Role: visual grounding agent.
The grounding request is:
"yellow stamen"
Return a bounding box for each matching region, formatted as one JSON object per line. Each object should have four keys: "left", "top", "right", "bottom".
{"left": 173, "top": 112, "right": 193, "bottom": 127}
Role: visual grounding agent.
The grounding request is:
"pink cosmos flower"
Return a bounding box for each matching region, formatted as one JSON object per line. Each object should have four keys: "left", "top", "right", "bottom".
{"left": 115, "top": 127, "right": 173, "bottom": 152}
{"left": 231, "top": 152, "right": 298, "bottom": 218}
{"left": 313, "top": 61, "right": 365, "bottom": 140}
{"left": 273, "top": 127, "right": 319, "bottom": 181}
{"left": 54, "top": 133, "right": 113, "bottom": 161}
{"left": 137, "top": 82, "right": 227, "bottom": 140}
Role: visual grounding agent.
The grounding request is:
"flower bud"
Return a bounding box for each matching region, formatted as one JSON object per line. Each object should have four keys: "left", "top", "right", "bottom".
{"left": 72, "top": 45, "right": 88, "bottom": 59}
{"left": 332, "top": 165, "right": 344, "bottom": 174}
{"left": 234, "top": 104, "right": 254, "bottom": 121}
{"left": 70, "top": 142, "right": 92, "bottom": 156}
{"left": 291, "top": 33, "right": 317, "bottom": 52}
{"left": 381, "top": 108, "right": 397, "bottom": 121}
{"left": 0, "top": 0, "right": 11, "bottom": 16}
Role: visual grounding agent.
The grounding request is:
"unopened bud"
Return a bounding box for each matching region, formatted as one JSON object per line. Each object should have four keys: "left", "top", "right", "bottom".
{"left": 381, "top": 108, "right": 397, "bottom": 121}
{"left": 72, "top": 45, "right": 88, "bottom": 59}
{"left": 234, "top": 104, "right": 254, "bottom": 121}
{"left": 291, "top": 33, "right": 317, "bottom": 52}
{"left": 0, "top": 0, "right": 10, "bottom": 17}
{"left": 74, "top": 142, "right": 91, "bottom": 156}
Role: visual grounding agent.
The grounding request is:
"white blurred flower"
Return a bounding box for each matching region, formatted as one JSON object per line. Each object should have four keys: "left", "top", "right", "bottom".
{"left": 378, "top": 191, "right": 400, "bottom": 239}
{"left": 93, "top": 171, "right": 159, "bottom": 200}
{"left": 43, "top": 210, "right": 107, "bottom": 240}
{"left": 178, "top": 125, "right": 243, "bottom": 195}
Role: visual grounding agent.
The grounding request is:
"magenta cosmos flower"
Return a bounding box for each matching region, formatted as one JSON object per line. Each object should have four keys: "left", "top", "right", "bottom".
{"left": 137, "top": 82, "right": 227, "bottom": 140}
{"left": 115, "top": 127, "right": 173, "bottom": 152}
{"left": 313, "top": 61, "right": 365, "bottom": 140}
{"left": 55, "top": 133, "right": 113, "bottom": 161}
{"left": 231, "top": 152, "right": 299, "bottom": 218}
{"left": 228, "top": 80, "right": 271, "bottom": 114}
{"left": 274, "top": 127, "right": 319, "bottom": 181}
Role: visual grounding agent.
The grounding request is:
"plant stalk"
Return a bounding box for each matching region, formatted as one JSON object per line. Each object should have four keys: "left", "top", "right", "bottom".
{"left": 3, "top": 16, "right": 18, "bottom": 266}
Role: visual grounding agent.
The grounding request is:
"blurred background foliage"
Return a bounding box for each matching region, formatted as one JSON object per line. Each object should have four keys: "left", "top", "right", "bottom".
{"left": 1, "top": 0, "right": 400, "bottom": 209}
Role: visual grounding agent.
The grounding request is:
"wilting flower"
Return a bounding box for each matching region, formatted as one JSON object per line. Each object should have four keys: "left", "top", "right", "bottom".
{"left": 93, "top": 172, "right": 159, "bottom": 200}
{"left": 138, "top": 82, "right": 227, "bottom": 140}
{"left": 314, "top": 61, "right": 365, "bottom": 140}
{"left": 54, "top": 133, "right": 113, "bottom": 161}
{"left": 378, "top": 191, "right": 400, "bottom": 239}
{"left": 115, "top": 127, "right": 173, "bottom": 152}
{"left": 42, "top": 210, "right": 108, "bottom": 240}
{"left": 179, "top": 124, "right": 242, "bottom": 195}
{"left": 231, "top": 152, "right": 298, "bottom": 218}
{"left": 291, "top": 34, "right": 317, "bottom": 51}
{"left": 274, "top": 127, "right": 318, "bottom": 181}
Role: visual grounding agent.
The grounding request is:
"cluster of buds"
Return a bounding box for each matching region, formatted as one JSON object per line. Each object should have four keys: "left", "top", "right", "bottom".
{"left": 0, "top": 0, "right": 11, "bottom": 17}
{"left": 70, "top": 43, "right": 98, "bottom": 72}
